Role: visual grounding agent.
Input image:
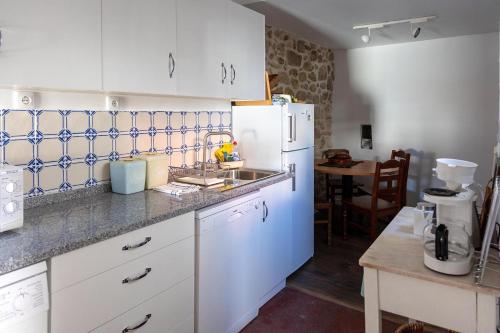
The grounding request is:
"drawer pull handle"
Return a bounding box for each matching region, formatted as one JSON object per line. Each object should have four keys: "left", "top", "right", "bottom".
{"left": 122, "top": 268, "right": 152, "bottom": 284}
{"left": 122, "top": 237, "right": 151, "bottom": 251}
{"left": 122, "top": 314, "right": 152, "bottom": 332}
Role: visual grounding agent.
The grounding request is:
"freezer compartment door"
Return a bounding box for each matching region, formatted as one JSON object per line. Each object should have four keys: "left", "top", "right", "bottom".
{"left": 283, "top": 148, "right": 314, "bottom": 275}
{"left": 232, "top": 105, "right": 283, "bottom": 170}
{"left": 282, "top": 104, "right": 314, "bottom": 152}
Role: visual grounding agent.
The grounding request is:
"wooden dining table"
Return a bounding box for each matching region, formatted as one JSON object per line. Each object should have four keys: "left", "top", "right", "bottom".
{"left": 314, "top": 159, "right": 377, "bottom": 199}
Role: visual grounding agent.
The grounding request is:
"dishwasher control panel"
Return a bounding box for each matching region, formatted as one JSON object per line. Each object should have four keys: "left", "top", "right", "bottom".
{"left": 0, "top": 273, "right": 49, "bottom": 329}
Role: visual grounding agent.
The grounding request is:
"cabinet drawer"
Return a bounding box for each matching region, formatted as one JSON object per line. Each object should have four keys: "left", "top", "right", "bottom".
{"left": 51, "top": 212, "right": 194, "bottom": 292}
{"left": 91, "top": 276, "right": 194, "bottom": 333}
{"left": 51, "top": 237, "right": 194, "bottom": 333}
{"left": 378, "top": 271, "right": 476, "bottom": 333}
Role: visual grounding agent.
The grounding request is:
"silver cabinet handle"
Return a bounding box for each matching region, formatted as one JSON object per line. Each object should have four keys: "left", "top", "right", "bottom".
{"left": 169, "top": 52, "right": 175, "bottom": 78}
{"left": 221, "top": 62, "right": 227, "bottom": 84}
{"left": 122, "top": 237, "right": 151, "bottom": 251}
{"left": 122, "top": 314, "right": 152, "bottom": 332}
{"left": 230, "top": 64, "right": 236, "bottom": 85}
{"left": 262, "top": 201, "right": 269, "bottom": 222}
{"left": 0, "top": 30, "right": 3, "bottom": 48}
{"left": 122, "top": 267, "right": 152, "bottom": 284}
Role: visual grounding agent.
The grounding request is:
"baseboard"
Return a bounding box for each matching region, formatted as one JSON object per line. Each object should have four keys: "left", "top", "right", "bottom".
{"left": 227, "top": 307, "right": 259, "bottom": 333}
{"left": 259, "top": 280, "right": 286, "bottom": 308}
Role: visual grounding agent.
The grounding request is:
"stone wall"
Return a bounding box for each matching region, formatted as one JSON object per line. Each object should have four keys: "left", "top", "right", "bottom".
{"left": 265, "top": 26, "right": 334, "bottom": 157}
{"left": 265, "top": 26, "right": 334, "bottom": 199}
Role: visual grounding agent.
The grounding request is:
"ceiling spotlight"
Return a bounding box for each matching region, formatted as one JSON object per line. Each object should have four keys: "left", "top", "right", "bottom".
{"left": 361, "top": 28, "right": 371, "bottom": 43}
{"left": 411, "top": 23, "right": 421, "bottom": 39}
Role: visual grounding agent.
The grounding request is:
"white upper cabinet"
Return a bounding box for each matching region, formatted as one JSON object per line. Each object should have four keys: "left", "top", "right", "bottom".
{"left": 177, "top": 0, "right": 228, "bottom": 99}
{"left": 226, "top": 2, "right": 265, "bottom": 100}
{"left": 102, "top": 0, "right": 177, "bottom": 94}
{"left": 0, "top": 0, "right": 264, "bottom": 99}
{"left": 0, "top": 0, "right": 102, "bottom": 91}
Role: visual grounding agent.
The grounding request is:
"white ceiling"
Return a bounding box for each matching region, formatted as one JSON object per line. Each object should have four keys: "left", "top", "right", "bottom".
{"left": 237, "top": 0, "right": 500, "bottom": 49}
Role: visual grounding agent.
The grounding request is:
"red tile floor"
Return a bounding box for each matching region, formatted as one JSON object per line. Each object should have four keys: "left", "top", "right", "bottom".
{"left": 242, "top": 287, "right": 400, "bottom": 333}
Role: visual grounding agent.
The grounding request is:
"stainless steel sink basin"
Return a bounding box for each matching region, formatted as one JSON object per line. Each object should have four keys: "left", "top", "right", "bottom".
{"left": 223, "top": 169, "right": 279, "bottom": 181}
{"left": 215, "top": 168, "right": 284, "bottom": 191}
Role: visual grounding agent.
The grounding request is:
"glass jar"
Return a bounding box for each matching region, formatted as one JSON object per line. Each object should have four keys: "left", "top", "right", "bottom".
{"left": 423, "top": 221, "right": 471, "bottom": 262}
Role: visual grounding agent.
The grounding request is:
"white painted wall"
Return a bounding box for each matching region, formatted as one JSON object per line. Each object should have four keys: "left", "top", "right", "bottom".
{"left": 332, "top": 33, "right": 499, "bottom": 204}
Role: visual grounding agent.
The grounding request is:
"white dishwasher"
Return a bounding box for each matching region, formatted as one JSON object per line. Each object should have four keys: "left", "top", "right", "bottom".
{"left": 195, "top": 192, "right": 262, "bottom": 333}
{"left": 0, "top": 261, "right": 49, "bottom": 333}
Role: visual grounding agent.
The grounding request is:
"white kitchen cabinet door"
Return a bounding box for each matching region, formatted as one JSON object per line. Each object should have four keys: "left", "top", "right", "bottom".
{"left": 226, "top": 2, "right": 265, "bottom": 100}
{"left": 0, "top": 0, "right": 101, "bottom": 91}
{"left": 177, "top": 0, "right": 228, "bottom": 99}
{"left": 102, "top": 0, "right": 177, "bottom": 94}
{"left": 259, "top": 179, "right": 293, "bottom": 299}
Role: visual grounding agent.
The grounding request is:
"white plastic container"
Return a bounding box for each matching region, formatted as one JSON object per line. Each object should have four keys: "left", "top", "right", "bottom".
{"left": 435, "top": 158, "right": 478, "bottom": 190}
{"left": 137, "top": 153, "right": 169, "bottom": 189}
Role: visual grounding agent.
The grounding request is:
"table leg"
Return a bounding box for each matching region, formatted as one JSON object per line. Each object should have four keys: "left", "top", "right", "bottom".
{"left": 364, "top": 268, "right": 382, "bottom": 333}
{"left": 342, "top": 175, "right": 353, "bottom": 198}
{"left": 477, "top": 293, "right": 497, "bottom": 333}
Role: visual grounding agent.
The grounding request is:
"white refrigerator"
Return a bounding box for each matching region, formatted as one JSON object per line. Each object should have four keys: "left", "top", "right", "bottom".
{"left": 232, "top": 103, "right": 314, "bottom": 274}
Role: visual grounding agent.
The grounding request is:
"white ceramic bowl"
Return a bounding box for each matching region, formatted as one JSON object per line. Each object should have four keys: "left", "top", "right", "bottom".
{"left": 435, "top": 158, "right": 478, "bottom": 190}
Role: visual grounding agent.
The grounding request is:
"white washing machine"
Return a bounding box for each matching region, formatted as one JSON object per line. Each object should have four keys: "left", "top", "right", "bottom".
{"left": 0, "top": 262, "right": 49, "bottom": 333}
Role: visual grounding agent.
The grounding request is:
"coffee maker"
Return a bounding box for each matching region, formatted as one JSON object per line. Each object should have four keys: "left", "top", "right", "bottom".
{"left": 422, "top": 158, "right": 478, "bottom": 275}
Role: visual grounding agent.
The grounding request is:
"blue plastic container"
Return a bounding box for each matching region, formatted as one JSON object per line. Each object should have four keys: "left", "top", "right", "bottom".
{"left": 110, "top": 159, "right": 146, "bottom": 194}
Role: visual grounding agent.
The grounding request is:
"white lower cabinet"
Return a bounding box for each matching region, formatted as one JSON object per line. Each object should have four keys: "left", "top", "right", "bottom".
{"left": 49, "top": 213, "right": 195, "bottom": 333}
{"left": 91, "top": 276, "right": 194, "bottom": 333}
{"left": 258, "top": 179, "right": 293, "bottom": 303}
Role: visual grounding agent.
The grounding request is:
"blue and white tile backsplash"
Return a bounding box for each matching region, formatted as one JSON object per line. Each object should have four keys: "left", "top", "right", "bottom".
{"left": 0, "top": 109, "right": 231, "bottom": 196}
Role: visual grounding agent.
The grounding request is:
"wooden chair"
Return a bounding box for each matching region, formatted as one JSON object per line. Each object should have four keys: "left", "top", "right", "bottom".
{"left": 314, "top": 202, "right": 333, "bottom": 246}
{"left": 342, "top": 159, "right": 406, "bottom": 241}
{"left": 391, "top": 150, "right": 411, "bottom": 206}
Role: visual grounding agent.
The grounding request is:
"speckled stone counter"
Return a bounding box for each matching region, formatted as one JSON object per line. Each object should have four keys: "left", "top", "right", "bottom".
{"left": 0, "top": 173, "right": 291, "bottom": 275}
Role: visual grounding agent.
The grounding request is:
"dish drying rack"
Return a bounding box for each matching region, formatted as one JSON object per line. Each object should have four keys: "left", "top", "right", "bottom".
{"left": 168, "top": 131, "right": 240, "bottom": 187}
{"left": 169, "top": 162, "right": 222, "bottom": 182}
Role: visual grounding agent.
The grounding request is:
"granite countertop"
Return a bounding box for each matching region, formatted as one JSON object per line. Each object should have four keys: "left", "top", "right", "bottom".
{"left": 0, "top": 173, "right": 291, "bottom": 275}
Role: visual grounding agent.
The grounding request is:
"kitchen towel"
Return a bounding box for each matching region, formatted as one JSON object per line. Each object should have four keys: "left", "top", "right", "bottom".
{"left": 153, "top": 182, "right": 200, "bottom": 196}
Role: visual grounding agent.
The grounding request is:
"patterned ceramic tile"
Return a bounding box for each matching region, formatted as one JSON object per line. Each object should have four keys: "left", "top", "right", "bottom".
{"left": 0, "top": 110, "right": 231, "bottom": 197}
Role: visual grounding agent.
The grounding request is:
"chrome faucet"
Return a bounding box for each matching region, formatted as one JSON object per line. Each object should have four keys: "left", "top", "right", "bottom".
{"left": 202, "top": 131, "right": 234, "bottom": 179}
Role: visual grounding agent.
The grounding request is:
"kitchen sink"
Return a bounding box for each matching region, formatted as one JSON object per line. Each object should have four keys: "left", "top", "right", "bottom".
{"left": 216, "top": 168, "right": 284, "bottom": 190}
{"left": 223, "top": 169, "right": 280, "bottom": 181}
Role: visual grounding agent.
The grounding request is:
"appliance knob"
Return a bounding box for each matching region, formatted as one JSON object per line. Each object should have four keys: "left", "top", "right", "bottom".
{"left": 12, "top": 292, "right": 30, "bottom": 312}
{"left": 5, "top": 182, "right": 16, "bottom": 193}
{"left": 5, "top": 182, "right": 17, "bottom": 193}
{"left": 4, "top": 201, "right": 17, "bottom": 214}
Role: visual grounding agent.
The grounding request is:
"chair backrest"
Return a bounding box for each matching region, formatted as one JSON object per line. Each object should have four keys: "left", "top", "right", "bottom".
{"left": 322, "top": 149, "right": 349, "bottom": 159}
{"left": 371, "top": 159, "right": 406, "bottom": 210}
{"left": 391, "top": 150, "right": 411, "bottom": 205}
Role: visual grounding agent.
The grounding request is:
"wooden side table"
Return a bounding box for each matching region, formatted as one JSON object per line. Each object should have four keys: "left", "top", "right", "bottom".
{"left": 360, "top": 207, "right": 499, "bottom": 333}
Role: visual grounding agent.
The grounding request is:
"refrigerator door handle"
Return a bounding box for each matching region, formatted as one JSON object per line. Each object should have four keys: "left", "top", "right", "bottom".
{"left": 288, "top": 163, "right": 296, "bottom": 191}
{"left": 287, "top": 114, "right": 293, "bottom": 142}
{"left": 293, "top": 114, "right": 297, "bottom": 141}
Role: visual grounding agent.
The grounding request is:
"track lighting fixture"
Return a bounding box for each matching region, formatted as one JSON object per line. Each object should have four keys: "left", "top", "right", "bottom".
{"left": 361, "top": 28, "right": 371, "bottom": 44}
{"left": 353, "top": 15, "right": 436, "bottom": 44}
{"left": 412, "top": 25, "right": 421, "bottom": 39}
